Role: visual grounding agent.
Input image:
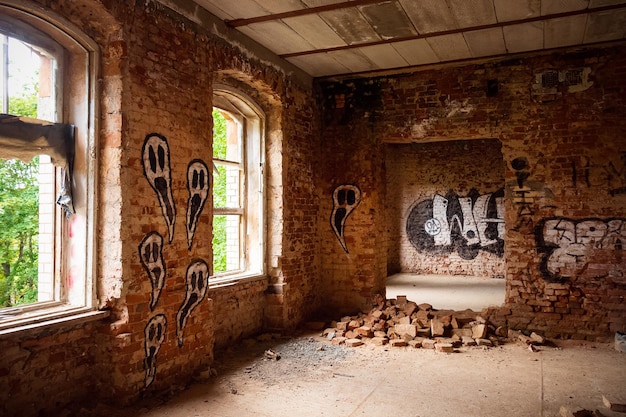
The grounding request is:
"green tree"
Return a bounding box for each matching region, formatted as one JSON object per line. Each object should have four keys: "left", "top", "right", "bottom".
{"left": 0, "top": 79, "right": 40, "bottom": 307}
{"left": 212, "top": 108, "right": 227, "bottom": 273}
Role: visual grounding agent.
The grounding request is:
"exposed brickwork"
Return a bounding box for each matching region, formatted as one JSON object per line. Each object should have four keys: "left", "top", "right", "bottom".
{"left": 320, "top": 47, "right": 626, "bottom": 340}
{"left": 386, "top": 139, "right": 505, "bottom": 277}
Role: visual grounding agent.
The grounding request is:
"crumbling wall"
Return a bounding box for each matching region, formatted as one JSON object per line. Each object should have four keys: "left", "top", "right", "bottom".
{"left": 386, "top": 139, "right": 505, "bottom": 277}
{"left": 0, "top": 0, "right": 320, "bottom": 415}
{"left": 319, "top": 47, "right": 626, "bottom": 340}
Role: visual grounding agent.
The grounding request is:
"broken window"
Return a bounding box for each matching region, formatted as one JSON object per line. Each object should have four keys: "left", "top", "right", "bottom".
{"left": 0, "top": 6, "right": 97, "bottom": 328}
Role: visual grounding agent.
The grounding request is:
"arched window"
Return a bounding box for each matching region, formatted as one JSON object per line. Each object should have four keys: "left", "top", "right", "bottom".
{"left": 0, "top": 2, "right": 98, "bottom": 331}
{"left": 212, "top": 86, "right": 265, "bottom": 283}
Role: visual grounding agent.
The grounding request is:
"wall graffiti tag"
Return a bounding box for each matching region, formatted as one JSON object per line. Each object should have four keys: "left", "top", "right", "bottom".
{"left": 330, "top": 184, "right": 362, "bottom": 253}
{"left": 186, "top": 159, "right": 209, "bottom": 250}
{"left": 144, "top": 313, "right": 167, "bottom": 388}
{"left": 176, "top": 259, "right": 209, "bottom": 347}
{"left": 536, "top": 217, "right": 626, "bottom": 283}
{"left": 406, "top": 188, "right": 505, "bottom": 260}
{"left": 139, "top": 231, "right": 166, "bottom": 311}
{"left": 142, "top": 133, "right": 176, "bottom": 243}
{"left": 570, "top": 152, "right": 626, "bottom": 196}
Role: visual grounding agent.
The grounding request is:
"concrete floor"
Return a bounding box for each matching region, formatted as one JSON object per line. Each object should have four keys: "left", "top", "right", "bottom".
{"left": 386, "top": 273, "right": 506, "bottom": 311}
{"left": 126, "top": 334, "right": 626, "bottom": 417}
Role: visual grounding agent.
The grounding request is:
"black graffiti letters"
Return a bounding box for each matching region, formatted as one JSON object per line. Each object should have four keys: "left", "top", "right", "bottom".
{"left": 186, "top": 159, "right": 209, "bottom": 250}
{"left": 144, "top": 314, "right": 167, "bottom": 388}
{"left": 331, "top": 184, "right": 362, "bottom": 253}
{"left": 176, "top": 259, "right": 209, "bottom": 347}
{"left": 142, "top": 133, "right": 176, "bottom": 243}
{"left": 406, "top": 189, "right": 505, "bottom": 260}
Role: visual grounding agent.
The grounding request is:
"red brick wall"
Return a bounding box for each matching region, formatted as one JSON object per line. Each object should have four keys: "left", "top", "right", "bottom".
{"left": 1, "top": 0, "right": 320, "bottom": 415}
{"left": 386, "top": 139, "right": 505, "bottom": 277}
{"left": 319, "top": 46, "right": 626, "bottom": 340}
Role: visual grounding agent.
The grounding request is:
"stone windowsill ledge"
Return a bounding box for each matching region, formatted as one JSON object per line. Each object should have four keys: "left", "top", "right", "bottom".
{"left": 0, "top": 306, "right": 110, "bottom": 340}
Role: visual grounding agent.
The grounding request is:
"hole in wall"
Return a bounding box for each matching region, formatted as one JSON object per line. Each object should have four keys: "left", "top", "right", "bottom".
{"left": 384, "top": 138, "right": 506, "bottom": 311}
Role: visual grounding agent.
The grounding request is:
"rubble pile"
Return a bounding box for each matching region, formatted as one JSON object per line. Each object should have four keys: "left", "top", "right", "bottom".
{"left": 311, "top": 296, "right": 548, "bottom": 352}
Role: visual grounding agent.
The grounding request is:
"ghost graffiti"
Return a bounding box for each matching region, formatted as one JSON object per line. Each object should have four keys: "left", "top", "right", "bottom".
{"left": 406, "top": 188, "right": 505, "bottom": 260}
{"left": 186, "top": 159, "right": 209, "bottom": 250}
{"left": 142, "top": 133, "right": 176, "bottom": 243}
{"left": 536, "top": 217, "right": 626, "bottom": 282}
{"left": 138, "top": 231, "right": 166, "bottom": 311}
{"left": 330, "top": 184, "right": 362, "bottom": 253}
{"left": 176, "top": 259, "right": 209, "bottom": 347}
{"left": 144, "top": 314, "right": 167, "bottom": 388}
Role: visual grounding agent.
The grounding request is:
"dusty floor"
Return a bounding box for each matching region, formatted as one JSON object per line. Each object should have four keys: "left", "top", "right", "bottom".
{"left": 92, "top": 331, "right": 626, "bottom": 417}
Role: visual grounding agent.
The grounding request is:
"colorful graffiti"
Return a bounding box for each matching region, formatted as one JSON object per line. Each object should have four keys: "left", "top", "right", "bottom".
{"left": 536, "top": 217, "right": 626, "bottom": 282}
{"left": 186, "top": 159, "right": 209, "bottom": 250}
{"left": 138, "top": 231, "right": 166, "bottom": 311}
{"left": 176, "top": 259, "right": 210, "bottom": 347}
{"left": 142, "top": 133, "right": 176, "bottom": 243}
{"left": 144, "top": 313, "right": 167, "bottom": 388}
{"left": 330, "top": 184, "right": 362, "bottom": 253}
{"left": 406, "top": 188, "right": 505, "bottom": 260}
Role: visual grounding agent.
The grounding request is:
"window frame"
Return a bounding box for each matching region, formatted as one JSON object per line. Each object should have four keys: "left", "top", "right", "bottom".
{"left": 0, "top": 1, "right": 100, "bottom": 334}
{"left": 211, "top": 85, "right": 266, "bottom": 285}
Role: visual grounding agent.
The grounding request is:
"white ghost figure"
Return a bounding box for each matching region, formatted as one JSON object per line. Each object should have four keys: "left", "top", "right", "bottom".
{"left": 176, "top": 259, "right": 209, "bottom": 347}
{"left": 144, "top": 313, "right": 167, "bottom": 388}
{"left": 138, "top": 231, "right": 166, "bottom": 311}
{"left": 330, "top": 184, "right": 362, "bottom": 253}
{"left": 186, "top": 159, "right": 209, "bottom": 250}
{"left": 142, "top": 133, "right": 176, "bottom": 243}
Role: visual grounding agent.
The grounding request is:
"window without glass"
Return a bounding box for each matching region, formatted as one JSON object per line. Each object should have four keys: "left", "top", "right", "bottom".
{"left": 0, "top": 6, "right": 97, "bottom": 328}
{"left": 212, "top": 88, "right": 264, "bottom": 283}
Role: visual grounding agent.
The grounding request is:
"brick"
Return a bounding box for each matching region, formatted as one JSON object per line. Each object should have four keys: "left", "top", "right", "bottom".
{"left": 422, "top": 339, "right": 437, "bottom": 349}
{"left": 435, "top": 343, "right": 454, "bottom": 353}
{"left": 370, "top": 337, "right": 388, "bottom": 346}
{"left": 431, "top": 319, "right": 446, "bottom": 337}
{"left": 390, "top": 339, "right": 408, "bottom": 347}
{"left": 345, "top": 338, "right": 364, "bottom": 347}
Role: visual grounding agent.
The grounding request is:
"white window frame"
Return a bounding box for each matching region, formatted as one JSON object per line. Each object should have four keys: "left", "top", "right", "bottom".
{"left": 211, "top": 85, "right": 265, "bottom": 285}
{"left": 0, "top": 1, "right": 101, "bottom": 334}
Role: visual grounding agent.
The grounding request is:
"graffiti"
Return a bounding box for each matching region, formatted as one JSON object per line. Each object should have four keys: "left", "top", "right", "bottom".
{"left": 406, "top": 188, "right": 504, "bottom": 260}
{"left": 144, "top": 314, "right": 167, "bottom": 388}
{"left": 571, "top": 153, "right": 626, "bottom": 196}
{"left": 536, "top": 217, "right": 626, "bottom": 282}
{"left": 176, "top": 259, "right": 209, "bottom": 347}
{"left": 330, "top": 184, "right": 362, "bottom": 253}
{"left": 139, "top": 231, "right": 166, "bottom": 311}
{"left": 186, "top": 159, "right": 209, "bottom": 250}
{"left": 142, "top": 133, "right": 176, "bottom": 243}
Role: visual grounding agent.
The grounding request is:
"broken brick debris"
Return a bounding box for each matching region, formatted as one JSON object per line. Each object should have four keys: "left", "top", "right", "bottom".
{"left": 312, "top": 296, "right": 548, "bottom": 352}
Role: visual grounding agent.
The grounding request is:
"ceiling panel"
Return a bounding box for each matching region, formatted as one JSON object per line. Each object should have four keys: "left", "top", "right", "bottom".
{"left": 448, "top": 0, "right": 498, "bottom": 27}
{"left": 359, "top": 43, "right": 409, "bottom": 69}
{"left": 427, "top": 33, "right": 472, "bottom": 61}
{"left": 541, "top": 0, "right": 590, "bottom": 15}
{"left": 399, "top": 0, "right": 458, "bottom": 34}
{"left": 249, "top": 0, "right": 307, "bottom": 14}
{"left": 286, "top": 53, "right": 350, "bottom": 77}
{"left": 358, "top": 1, "right": 417, "bottom": 39}
{"left": 584, "top": 8, "right": 626, "bottom": 42}
{"left": 194, "top": 0, "right": 268, "bottom": 20}
{"left": 325, "top": 49, "right": 378, "bottom": 73}
{"left": 393, "top": 38, "right": 441, "bottom": 66}
{"left": 503, "top": 22, "right": 544, "bottom": 52}
{"left": 320, "top": 8, "right": 381, "bottom": 45}
{"left": 283, "top": 14, "right": 347, "bottom": 49}
{"left": 544, "top": 15, "right": 587, "bottom": 48}
{"left": 589, "top": 0, "right": 626, "bottom": 5}
{"left": 464, "top": 27, "right": 507, "bottom": 57}
{"left": 493, "top": 0, "right": 541, "bottom": 22}
{"left": 238, "top": 21, "right": 315, "bottom": 55}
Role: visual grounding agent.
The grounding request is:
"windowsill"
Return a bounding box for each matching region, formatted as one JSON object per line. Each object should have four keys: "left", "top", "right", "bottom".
{"left": 0, "top": 304, "right": 110, "bottom": 339}
{"left": 209, "top": 273, "right": 268, "bottom": 290}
